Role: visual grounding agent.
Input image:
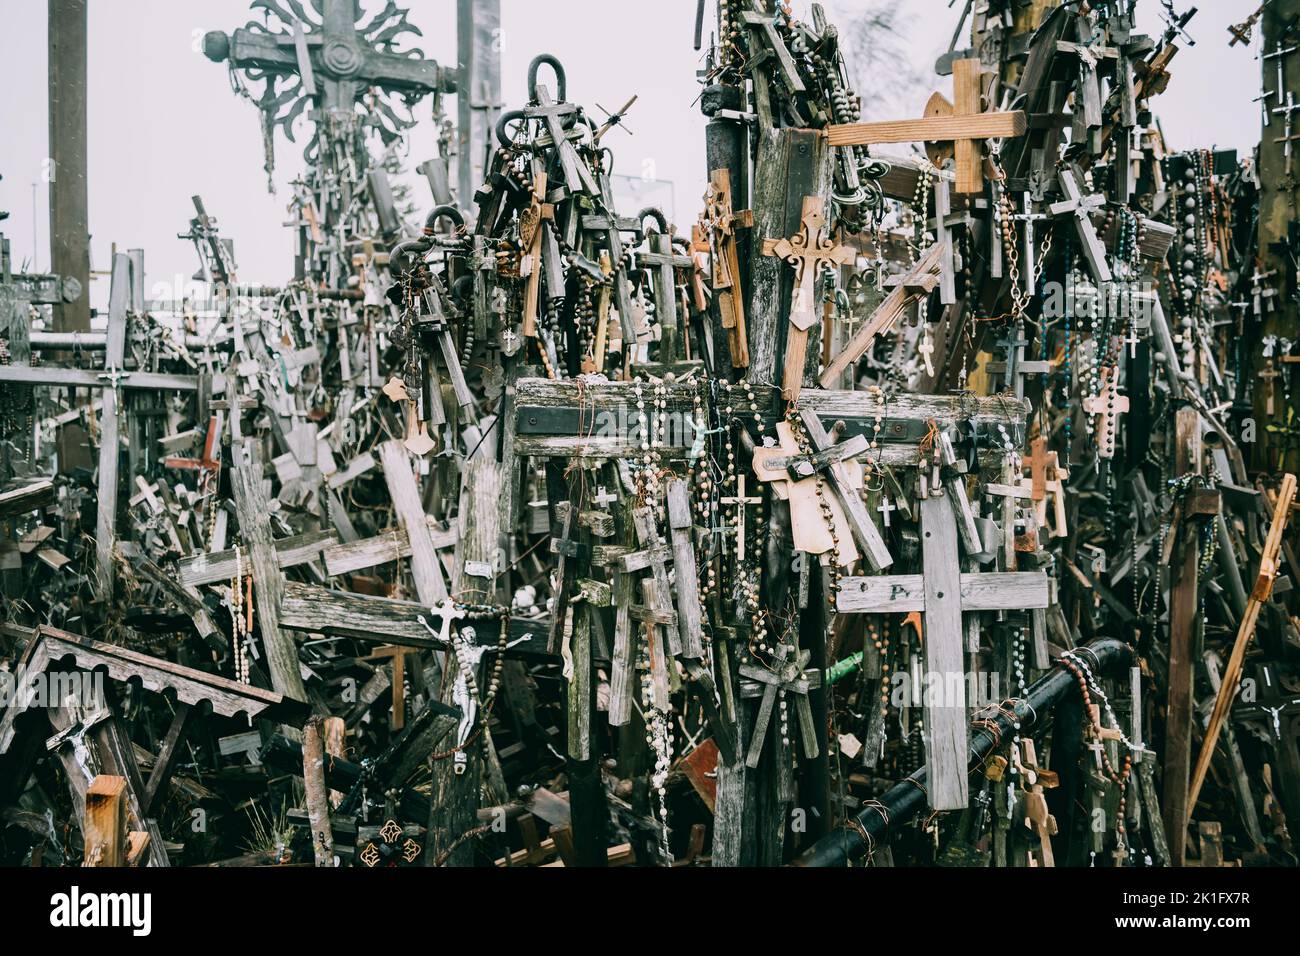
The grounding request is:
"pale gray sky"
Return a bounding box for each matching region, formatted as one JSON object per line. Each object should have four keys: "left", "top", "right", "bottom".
{"left": 0, "top": 0, "right": 1264, "bottom": 306}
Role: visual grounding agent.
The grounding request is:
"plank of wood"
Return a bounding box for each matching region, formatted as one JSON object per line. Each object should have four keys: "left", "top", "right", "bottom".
{"left": 665, "top": 478, "right": 705, "bottom": 658}
{"left": 94, "top": 255, "right": 131, "bottom": 601}
{"left": 279, "top": 581, "right": 446, "bottom": 645}
{"left": 378, "top": 439, "right": 448, "bottom": 603}
{"left": 177, "top": 530, "right": 337, "bottom": 587}
{"left": 824, "top": 110, "right": 1026, "bottom": 147}
{"left": 798, "top": 409, "right": 893, "bottom": 570}
{"left": 920, "top": 493, "right": 969, "bottom": 810}
{"left": 1163, "top": 407, "right": 1200, "bottom": 863}
{"left": 84, "top": 774, "right": 128, "bottom": 867}
{"left": 837, "top": 571, "right": 1049, "bottom": 613}
{"left": 229, "top": 465, "right": 307, "bottom": 702}
{"left": 952, "top": 58, "right": 984, "bottom": 192}
{"left": 0, "top": 365, "right": 199, "bottom": 390}
{"left": 322, "top": 519, "right": 456, "bottom": 577}
{"left": 818, "top": 241, "right": 946, "bottom": 387}
{"left": 0, "top": 480, "right": 55, "bottom": 517}
{"left": 1187, "top": 472, "right": 1298, "bottom": 817}
{"left": 142, "top": 703, "right": 192, "bottom": 815}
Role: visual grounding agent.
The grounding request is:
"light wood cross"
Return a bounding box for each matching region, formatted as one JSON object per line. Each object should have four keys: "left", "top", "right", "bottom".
{"left": 825, "top": 59, "right": 1026, "bottom": 194}
{"left": 761, "top": 196, "right": 855, "bottom": 401}
{"left": 720, "top": 472, "right": 762, "bottom": 563}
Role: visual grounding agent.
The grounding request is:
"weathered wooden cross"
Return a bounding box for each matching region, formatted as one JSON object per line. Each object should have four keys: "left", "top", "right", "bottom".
{"left": 837, "top": 490, "right": 1050, "bottom": 810}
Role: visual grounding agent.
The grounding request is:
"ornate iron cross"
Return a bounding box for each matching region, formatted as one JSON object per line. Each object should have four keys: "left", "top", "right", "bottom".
{"left": 203, "top": 0, "right": 455, "bottom": 169}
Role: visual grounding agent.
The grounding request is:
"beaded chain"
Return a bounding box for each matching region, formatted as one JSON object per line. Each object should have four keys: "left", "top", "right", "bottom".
{"left": 229, "top": 545, "right": 251, "bottom": 685}
{"left": 1061, "top": 652, "right": 1135, "bottom": 857}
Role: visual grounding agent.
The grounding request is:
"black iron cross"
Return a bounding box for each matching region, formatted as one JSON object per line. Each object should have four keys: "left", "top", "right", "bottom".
{"left": 204, "top": 0, "right": 455, "bottom": 140}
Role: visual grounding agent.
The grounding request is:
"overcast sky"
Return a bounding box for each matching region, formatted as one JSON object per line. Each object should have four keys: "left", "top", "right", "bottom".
{"left": 0, "top": 0, "right": 1265, "bottom": 307}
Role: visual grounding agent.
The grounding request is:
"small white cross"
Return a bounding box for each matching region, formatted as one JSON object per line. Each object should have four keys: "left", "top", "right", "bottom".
{"left": 876, "top": 495, "right": 896, "bottom": 528}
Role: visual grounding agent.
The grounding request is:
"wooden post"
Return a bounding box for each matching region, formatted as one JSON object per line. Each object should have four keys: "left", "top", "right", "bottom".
{"left": 83, "top": 775, "right": 127, "bottom": 867}
{"left": 455, "top": 0, "right": 501, "bottom": 219}
{"left": 1163, "top": 406, "right": 1200, "bottom": 863}
{"left": 48, "top": 0, "right": 90, "bottom": 335}
{"left": 1255, "top": 0, "right": 1300, "bottom": 471}
{"left": 302, "top": 716, "right": 334, "bottom": 867}
{"left": 229, "top": 464, "right": 308, "bottom": 703}
{"left": 322, "top": 716, "right": 346, "bottom": 808}
{"left": 93, "top": 254, "right": 130, "bottom": 601}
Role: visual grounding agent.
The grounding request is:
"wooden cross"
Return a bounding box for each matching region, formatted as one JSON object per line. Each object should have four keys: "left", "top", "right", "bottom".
{"left": 819, "top": 240, "right": 944, "bottom": 387}
{"left": 377, "top": 439, "right": 450, "bottom": 603}
{"left": 163, "top": 414, "right": 223, "bottom": 499}
{"left": 705, "top": 168, "right": 755, "bottom": 368}
{"left": 774, "top": 409, "right": 892, "bottom": 570}
{"left": 720, "top": 472, "right": 762, "bottom": 563}
{"left": 1260, "top": 358, "right": 1281, "bottom": 416}
{"left": 740, "top": 645, "right": 821, "bottom": 768}
{"left": 838, "top": 492, "right": 1050, "bottom": 810}
{"left": 526, "top": 80, "right": 600, "bottom": 196}
{"left": 825, "top": 59, "right": 1026, "bottom": 194}
{"left": 520, "top": 171, "right": 553, "bottom": 339}
{"left": 1273, "top": 90, "right": 1300, "bottom": 171}
{"left": 1081, "top": 366, "right": 1129, "bottom": 459}
{"left": 761, "top": 196, "right": 855, "bottom": 401}
{"left": 636, "top": 230, "right": 695, "bottom": 366}
{"left": 1049, "top": 167, "right": 1112, "bottom": 284}
{"left": 0, "top": 255, "right": 199, "bottom": 597}
{"left": 1021, "top": 437, "right": 1051, "bottom": 502}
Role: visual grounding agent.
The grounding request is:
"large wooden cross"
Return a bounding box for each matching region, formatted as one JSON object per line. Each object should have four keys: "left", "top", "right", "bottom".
{"left": 825, "top": 59, "right": 1026, "bottom": 194}
{"left": 837, "top": 491, "right": 1051, "bottom": 810}
{"left": 761, "top": 196, "right": 855, "bottom": 401}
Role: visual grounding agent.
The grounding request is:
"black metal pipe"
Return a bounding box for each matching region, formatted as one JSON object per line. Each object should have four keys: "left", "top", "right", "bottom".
{"left": 793, "top": 637, "right": 1134, "bottom": 867}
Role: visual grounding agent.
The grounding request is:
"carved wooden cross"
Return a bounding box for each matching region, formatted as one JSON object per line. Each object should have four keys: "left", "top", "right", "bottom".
{"left": 825, "top": 59, "right": 1026, "bottom": 194}
{"left": 705, "top": 168, "right": 754, "bottom": 368}
{"left": 761, "top": 196, "right": 855, "bottom": 401}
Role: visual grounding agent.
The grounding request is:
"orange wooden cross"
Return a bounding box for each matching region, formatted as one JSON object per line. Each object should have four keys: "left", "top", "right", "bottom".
{"left": 824, "top": 59, "right": 1025, "bottom": 194}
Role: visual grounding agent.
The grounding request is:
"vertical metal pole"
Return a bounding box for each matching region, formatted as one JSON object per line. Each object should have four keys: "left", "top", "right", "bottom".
{"left": 48, "top": 0, "right": 90, "bottom": 334}
{"left": 456, "top": 0, "right": 502, "bottom": 220}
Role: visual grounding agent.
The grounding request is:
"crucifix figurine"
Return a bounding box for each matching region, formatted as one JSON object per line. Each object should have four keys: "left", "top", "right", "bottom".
{"left": 761, "top": 196, "right": 855, "bottom": 401}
